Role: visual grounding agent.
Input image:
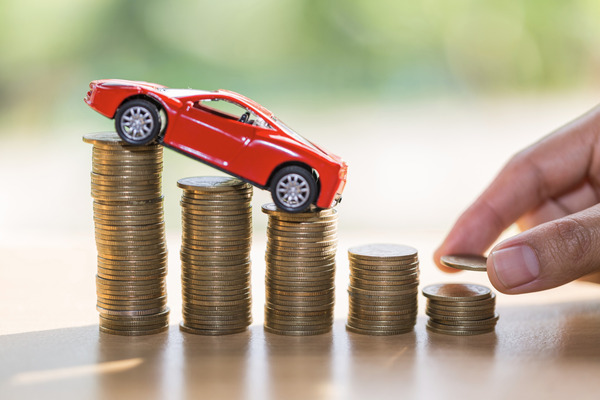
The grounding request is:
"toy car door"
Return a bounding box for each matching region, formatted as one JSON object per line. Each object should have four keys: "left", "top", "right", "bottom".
{"left": 172, "top": 98, "right": 256, "bottom": 168}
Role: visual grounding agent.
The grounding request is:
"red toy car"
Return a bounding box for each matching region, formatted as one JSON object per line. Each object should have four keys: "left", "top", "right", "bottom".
{"left": 85, "top": 79, "right": 347, "bottom": 212}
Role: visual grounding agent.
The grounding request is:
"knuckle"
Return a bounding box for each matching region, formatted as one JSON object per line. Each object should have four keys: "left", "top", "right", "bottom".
{"left": 547, "top": 218, "right": 594, "bottom": 264}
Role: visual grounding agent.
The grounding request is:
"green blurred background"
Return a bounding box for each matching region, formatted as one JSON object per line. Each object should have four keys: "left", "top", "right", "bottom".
{"left": 1, "top": 0, "right": 599, "bottom": 134}
{"left": 1, "top": 0, "right": 600, "bottom": 236}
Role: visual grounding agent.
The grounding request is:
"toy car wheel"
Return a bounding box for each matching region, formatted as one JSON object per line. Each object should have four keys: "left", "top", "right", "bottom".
{"left": 115, "top": 99, "right": 161, "bottom": 145}
{"left": 271, "top": 166, "right": 317, "bottom": 213}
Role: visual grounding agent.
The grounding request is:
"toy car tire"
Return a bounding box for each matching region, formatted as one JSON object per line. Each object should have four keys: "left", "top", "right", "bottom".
{"left": 114, "top": 99, "right": 161, "bottom": 145}
{"left": 270, "top": 166, "right": 317, "bottom": 213}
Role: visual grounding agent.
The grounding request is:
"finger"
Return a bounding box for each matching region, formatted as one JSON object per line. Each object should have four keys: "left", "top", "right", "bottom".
{"left": 435, "top": 104, "right": 600, "bottom": 269}
{"left": 487, "top": 204, "right": 600, "bottom": 294}
{"left": 517, "top": 200, "right": 568, "bottom": 231}
{"left": 517, "top": 181, "right": 599, "bottom": 230}
{"left": 553, "top": 180, "right": 600, "bottom": 214}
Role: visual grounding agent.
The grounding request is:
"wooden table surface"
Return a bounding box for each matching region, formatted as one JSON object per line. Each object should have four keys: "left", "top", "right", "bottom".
{"left": 1, "top": 232, "right": 599, "bottom": 400}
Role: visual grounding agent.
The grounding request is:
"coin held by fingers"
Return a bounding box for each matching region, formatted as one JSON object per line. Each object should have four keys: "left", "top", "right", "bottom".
{"left": 440, "top": 254, "right": 488, "bottom": 272}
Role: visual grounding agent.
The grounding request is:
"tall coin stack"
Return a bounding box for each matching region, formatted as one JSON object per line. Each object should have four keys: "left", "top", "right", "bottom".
{"left": 178, "top": 176, "right": 253, "bottom": 335}
{"left": 346, "top": 244, "right": 419, "bottom": 335}
{"left": 83, "top": 132, "right": 169, "bottom": 336}
{"left": 422, "top": 283, "right": 498, "bottom": 336}
{"left": 262, "top": 203, "right": 337, "bottom": 336}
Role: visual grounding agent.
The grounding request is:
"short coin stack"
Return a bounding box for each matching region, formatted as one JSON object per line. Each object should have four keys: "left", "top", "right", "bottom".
{"left": 83, "top": 132, "right": 169, "bottom": 336}
{"left": 346, "top": 244, "right": 419, "bottom": 335}
{"left": 178, "top": 176, "right": 253, "bottom": 335}
{"left": 423, "top": 283, "right": 498, "bottom": 336}
{"left": 262, "top": 203, "right": 337, "bottom": 336}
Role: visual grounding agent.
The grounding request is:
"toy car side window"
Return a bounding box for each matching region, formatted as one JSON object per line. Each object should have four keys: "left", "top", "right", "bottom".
{"left": 194, "top": 99, "right": 247, "bottom": 122}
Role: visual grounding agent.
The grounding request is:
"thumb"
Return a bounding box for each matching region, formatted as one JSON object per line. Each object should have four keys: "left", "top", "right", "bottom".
{"left": 487, "top": 204, "right": 600, "bottom": 294}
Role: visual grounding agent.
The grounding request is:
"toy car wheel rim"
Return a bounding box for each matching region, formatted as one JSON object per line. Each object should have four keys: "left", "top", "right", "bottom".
{"left": 120, "top": 106, "right": 155, "bottom": 141}
{"left": 276, "top": 173, "right": 311, "bottom": 209}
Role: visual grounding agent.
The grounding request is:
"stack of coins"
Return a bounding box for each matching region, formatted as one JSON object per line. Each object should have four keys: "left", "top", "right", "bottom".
{"left": 346, "top": 244, "right": 419, "bottom": 335}
{"left": 83, "top": 132, "right": 169, "bottom": 336}
{"left": 178, "top": 176, "right": 253, "bottom": 335}
{"left": 262, "top": 203, "right": 337, "bottom": 336}
{"left": 423, "top": 283, "right": 498, "bottom": 336}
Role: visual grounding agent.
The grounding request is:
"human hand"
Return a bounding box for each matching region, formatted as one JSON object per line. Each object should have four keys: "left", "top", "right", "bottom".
{"left": 434, "top": 104, "right": 600, "bottom": 294}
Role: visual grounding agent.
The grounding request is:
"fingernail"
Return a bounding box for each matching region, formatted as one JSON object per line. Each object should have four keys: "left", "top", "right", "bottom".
{"left": 490, "top": 245, "right": 540, "bottom": 289}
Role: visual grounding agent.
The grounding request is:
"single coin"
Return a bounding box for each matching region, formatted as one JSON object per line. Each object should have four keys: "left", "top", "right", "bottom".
{"left": 345, "top": 324, "right": 413, "bottom": 336}
{"left": 97, "top": 305, "right": 168, "bottom": 316}
{"left": 267, "top": 218, "right": 338, "bottom": 228}
{"left": 440, "top": 254, "right": 487, "bottom": 272}
{"left": 263, "top": 325, "right": 331, "bottom": 336}
{"left": 348, "top": 243, "right": 417, "bottom": 261}
{"left": 179, "top": 322, "right": 248, "bottom": 336}
{"left": 177, "top": 176, "right": 249, "bottom": 191}
{"left": 99, "top": 325, "right": 169, "bottom": 336}
{"left": 422, "top": 283, "right": 491, "bottom": 302}
{"left": 92, "top": 151, "right": 161, "bottom": 159}
{"left": 83, "top": 132, "right": 127, "bottom": 146}
{"left": 347, "top": 317, "right": 416, "bottom": 329}
{"left": 262, "top": 203, "right": 334, "bottom": 217}
{"left": 425, "top": 321, "right": 496, "bottom": 336}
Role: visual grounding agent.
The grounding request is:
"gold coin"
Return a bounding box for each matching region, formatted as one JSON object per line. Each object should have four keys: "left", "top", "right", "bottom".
{"left": 348, "top": 243, "right": 417, "bottom": 261}
{"left": 350, "top": 268, "right": 419, "bottom": 280}
{"left": 349, "top": 284, "right": 419, "bottom": 296}
{"left": 182, "top": 309, "right": 251, "bottom": 319}
{"left": 265, "top": 306, "right": 333, "bottom": 317}
{"left": 177, "top": 176, "right": 250, "bottom": 191}
{"left": 345, "top": 324, "right": 413, "bottom": 336}
{"left": 97, "top": 294, "right": 167, "bottom": 305}
{"left": 425, "top": 324, "right": 495, "bottom": 336}
{"left": 93, "top": 198, "right": 164, "bottom": 208}
{"left": 99, "top": 314, "right": 168, "bottom": 326}
{"left": 349, "top": 298, "right": 418, "bottom": 310}
{"left": 266, "top": 271, "right": 335, "bottom": 280}
{"left": 97, "top": 272, "right": 166, "bottom": 281}
{"left": 264, "top": 253, "right": 336, "bottom": 264}
{"left": 179, "top": 322, "right": 248, "bottom": 336}
{"left": 92, "top": 151, "right": 162, "bottom": 161}
{"left": 265, "top": 301, "right": 334, "bottom": 313}
{"left": 267, "top": 219, "right": 338, "bottom": 229}
{"left": 347, "top": 317, "right": 416, "bottom": 329}
{"left": 96, "top": 303, "right": 167, "bottom": 315}
{"left": 99, "top": 325, "right": 169, "bottom": 336}
{"left": 422, "top": 283, "right": 492, "bottom": 302}
{"left": 266, "top": 280, "right": 334, "bottom": 293}
{"left": 440, "top": 254, "right": 487, "bottom": 272}
{"left": 349, "top": 262, "right": 419, "bottom": 273}
{"left": 427, "top": 295, "right": 496, "bottom": 308}
{"left": 426, "top": 302, "right": 496, "bottom": 313}
{"left": 428, "top": 313, "right": 499, "bottom": 325}
{"left": 349, "top": 306, "right": 417, "bottom": 317}
{"left": 262, "top": 202, "right": 334, "bottom": 215}
{"left": 83, "top": 132, "right": 128, "bottom": 146}
{"left": 264, "top": 318, "right": 333, "bottom": 329}
{"left": 425, "top": 309, "right": 496, "bottom": 321}
{"left": 263, "top": 325, "right": 331, "bottom": 336}
{"left": 426, "top": 320, "right": 496, "bottom": 332}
